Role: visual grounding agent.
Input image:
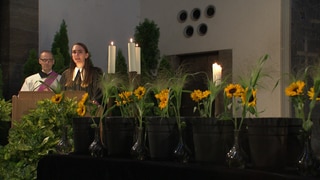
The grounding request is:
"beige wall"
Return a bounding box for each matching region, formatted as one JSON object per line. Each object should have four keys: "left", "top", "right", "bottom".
{"left": 140, "top": 0, "right": 291, "bottom": 117}
{"left": 40, "top": 0, "right": 291, "bottom": 117}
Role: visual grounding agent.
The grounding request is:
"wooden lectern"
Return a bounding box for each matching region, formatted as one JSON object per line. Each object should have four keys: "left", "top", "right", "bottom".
{"left": 12, "top": 91, "right": 86, "bottom": 122}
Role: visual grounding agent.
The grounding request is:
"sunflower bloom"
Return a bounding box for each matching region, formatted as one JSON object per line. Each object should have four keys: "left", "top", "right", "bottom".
{"left": 80, "top": 92, "right": 89, "bottom": 104}
{"left": 202, "top": 90, "right": 211, "bottom": 99}
{"left": 119, "top": 91, "right": 133, "bottom": 102}
{"left": 159, "top": 101, "right": 168, "bottom": 110}
{"left": 77, "top": 102, "right": 86, "bottom": 116}
{"left": 307, "top": 87, "right": 320, "bottom": 101}
{"left": 191, "top": 89, "right": 211, "bottom": 102}
{"left": 51, "top": 93, "right": 63, "bottom": 104}
{"left": 241, "top": 88, "right": 257, "bottom": 107}
{"left": 224, "top": 84, "right": 243, "bottom": 98}
{"left": 190, "top": 89, "right": 202, "bottom": 102}
{"left": 155, "top": 89, "right": 169, "bottom": 110}
{"left": 134, "top": 86, "right": 146, "bottom": 100}
{"left": 285, "top": 80, "right": 305, "bottom": 97}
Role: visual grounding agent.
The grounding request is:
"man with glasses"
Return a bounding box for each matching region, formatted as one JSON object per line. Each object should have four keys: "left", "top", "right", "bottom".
{"left": 20, "top": 50, "right": 61, "bottom": 91}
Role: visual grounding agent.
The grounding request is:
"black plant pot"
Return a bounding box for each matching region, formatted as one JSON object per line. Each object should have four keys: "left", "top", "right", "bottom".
{"left": 72, "top": 117, "right": 99, "bottom": 155}
{"left": 247, "top": 118, "right": 288, "bottom": 170}
{"left": 192, "top": 117, "right": 233, "bottom": 164}
{"left": 146, "top": 116, "right": 178, "bottom": 161}
{"left": 101, "top": 116, "right": 135, "bottom": 158}
{"left": 287, "top": 118, "right": 303, "bottom": 167}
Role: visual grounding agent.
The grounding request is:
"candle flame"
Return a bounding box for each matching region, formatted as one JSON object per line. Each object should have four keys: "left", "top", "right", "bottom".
{"left": 111, "top": 41, "right": 114, "bottom": 46}
{"left": 130, "top": 38, "right": 133, "bottom": 43}
{"left": 136, "top": 44, "right": 139, "bottom": 47}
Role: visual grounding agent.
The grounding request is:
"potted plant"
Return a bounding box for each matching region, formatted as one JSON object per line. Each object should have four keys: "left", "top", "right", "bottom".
{"left": 285, "top": 65, "right": 320, "bottom": 176}
{"left": 0, "top": 94, "right": 78, "bottom": 179}
{"left": 128, "top": 84, "right": 154, "bottom": 160}
{"left": 190, "top": 74, "right": 231, "bottom": 163}
{"left": 221, "top": 54, "right": 275, "bottom": 169}
{"left": 148, "top": 85, "right": 175, "bottom": 160}
{"left": 149, "top": 66, "right": 194, "bottom": 163}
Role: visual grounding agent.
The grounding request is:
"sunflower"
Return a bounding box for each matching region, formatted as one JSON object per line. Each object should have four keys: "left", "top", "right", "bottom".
{"left": 190, "top": 89, "right": 211, "bottom": 102}
{"left": 134, "top": 86, "right": 146, "bottom": 100}
{"left": 190, "top": 89, "right": 202, "bottom": 102}
{"left": 241, "top": 88, "right": 257, "bottom": 107}
{"left": 224, "top": 84, "right": 243, "bottom": 98}
{"left": 80, "top": 92, "right": 89, "bottom": 104}
{"left": 202, "top": 90, "right": 211, "bottom": 99}
{"left": 51, "top": 93, "right": 63, "bottom": 104}
{"left": 116, "top": 91, "right": 132, "bottom": 106}
{"left": 155, "top": 89, "right": 169, "bottom": 110}
{"left": 285, "top": 80, "right": 305, "bottom": 97}
{"left": 76, "top": 102, "right": 86, "bottom": 116}
{"left": 307, "top": 87, "right": 320, "bottom": 101}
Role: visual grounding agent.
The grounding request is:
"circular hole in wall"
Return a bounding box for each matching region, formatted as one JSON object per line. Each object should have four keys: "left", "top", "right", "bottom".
{"left": 177, "top": 10, "right": 188, "bottom": 23}
{"left": 197, "top": 23, "right": 208, "bottom": 36}
{"left": 184, "top": 25, "right": 194, "bottom": 38}
{"left": 206, "top": 5, "right": 215, "bottom": 18}
{"left": 191, "top": 8, "right": 201, "bottom": 21}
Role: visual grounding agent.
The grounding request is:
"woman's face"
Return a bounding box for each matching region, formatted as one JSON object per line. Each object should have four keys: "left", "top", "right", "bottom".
{"left": 72, "top": 44, "right": 89, "bottom": 68}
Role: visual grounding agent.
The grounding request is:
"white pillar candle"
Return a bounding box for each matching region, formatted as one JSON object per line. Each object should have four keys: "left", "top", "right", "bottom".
{"left": 108, "top": 41, "right": 116, "bottom": 74}
{"left": 135, "top": 44, "right": 141, "bottom": 74}
{"left": 128, "top": 38, "right": 136, "bottom": 72}
{"left": 212, "top": 63, "right": 222, "bottom": 85}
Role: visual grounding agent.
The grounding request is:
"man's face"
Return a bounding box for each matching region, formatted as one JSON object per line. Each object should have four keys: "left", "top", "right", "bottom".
{"left": 39, "top": 52, "right": 54, "bottom": 73}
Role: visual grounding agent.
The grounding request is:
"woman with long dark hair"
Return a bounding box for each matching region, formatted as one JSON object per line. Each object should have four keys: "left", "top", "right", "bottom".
{"left": 60, "top": 42, "right": 103, "bottom": 104}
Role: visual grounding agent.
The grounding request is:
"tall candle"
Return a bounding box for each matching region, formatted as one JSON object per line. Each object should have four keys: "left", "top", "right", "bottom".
{"left": 108, "top": 41, "right": 116, "bottom": 74}
{"left": 128, "top": 38, "right": 136, "bottom": 72}
{"left": 135, "top": 44, "right": 141, "bottom": 74}
{"left": 212, "top": 63, "right": 222, "bottom": 85}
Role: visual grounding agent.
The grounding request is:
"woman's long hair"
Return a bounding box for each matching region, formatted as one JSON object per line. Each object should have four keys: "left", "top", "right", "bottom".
{"left": 66, "top": 42, "right": 94, "bottom": 87}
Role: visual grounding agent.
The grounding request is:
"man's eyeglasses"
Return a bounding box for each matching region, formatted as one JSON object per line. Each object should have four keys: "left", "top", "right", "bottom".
{"left": 40, "top": 58, "right": 53, "bottom": 63}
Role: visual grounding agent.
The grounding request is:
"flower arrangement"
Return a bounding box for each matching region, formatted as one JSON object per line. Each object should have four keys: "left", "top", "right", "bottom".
{"left": 76, "top": 92, "right": 101, "bottom": 127}
{"left": 115, "top": 84, "right": 153, "bottom": 128}
{"left": 115, "top": 89, "right": 135, "bottom": 117}
{"left": 37, "top": 80, "right": 81, "bottom": 129}
{"left": 285, "top": 66, "right": 320, "bottom": 132}
{"left": 153, "top": 67, "right": 191, "bottom": 133}
{"left": 221, "top": 54, "right": 270, "bottom": 131}
{"left": 0, "top": 98, "right": 12, "bottom": 121}
{"left": 154, "top": 88, "right": 170, "bottom": 117}
{"left": 50, "top": 92, "right": 80, "bottom": 127}
{"left": 190, "top": 75, "right": 226, "bottom": 118}
{"left": 76, "top": 73, "right": 123, "bottom": 127}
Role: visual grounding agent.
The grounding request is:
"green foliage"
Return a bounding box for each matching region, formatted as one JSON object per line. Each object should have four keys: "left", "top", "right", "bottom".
{"left": 53, "top": 48, "right": 66, "bottom": 74}
{"left": 0, "top": 99, "right": 12, "bottom": 121}
{"left": 134, "top": 18, "right": 160, "bottom": 76}
{"left": 0, "top": 96, "right": 78, "bottom": 179}
{"left": 23, "top": 49, "right": 40, "bottom": 78}
{"left": 0, "top": 64, "right": 3, "bottom": 98}
{"left": 158, "top": 55, "right": 173, "bottom": 75}
{"left": 115, "top": 49, "right": 128, "bottom": 77}
{"left": 51, "top": 19, "right": 70, "bottom": 69}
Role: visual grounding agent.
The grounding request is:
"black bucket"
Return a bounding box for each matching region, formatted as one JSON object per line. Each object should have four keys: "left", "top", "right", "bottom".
{"left": 192, "top": 117, "right": 233, "bottom": 164}
{"left": 72, "top": 117, "right": 99, "bottom": 155}
{"left": 247, "top": 118, "right": 288, "bottom": 170}
{"left": 146, "top": 117, "right": 178, "bottom": 161}
{"left": 101, "top": 117, "right": 135, "bottom": 157}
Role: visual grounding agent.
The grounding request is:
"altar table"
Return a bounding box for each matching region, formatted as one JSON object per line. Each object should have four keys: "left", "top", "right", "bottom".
{"left": 37, "top": 154, "right": 318, "bottom": 180}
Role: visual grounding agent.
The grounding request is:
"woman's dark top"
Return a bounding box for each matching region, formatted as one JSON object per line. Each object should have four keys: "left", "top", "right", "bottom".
{"left": 60, "top": 66, "right": 103, "bottom": 104}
